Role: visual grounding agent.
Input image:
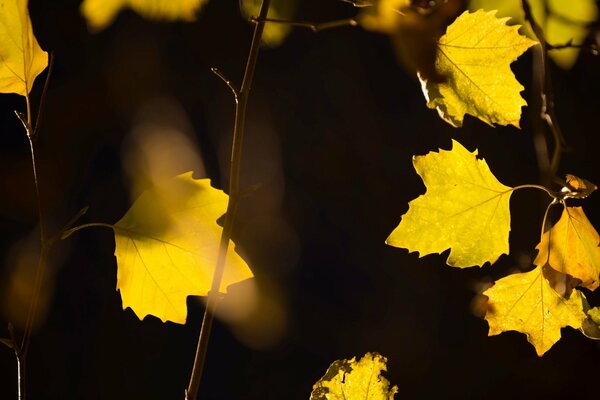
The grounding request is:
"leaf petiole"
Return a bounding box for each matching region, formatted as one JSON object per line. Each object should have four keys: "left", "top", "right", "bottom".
{"left": 60, "top": 222, "right": 114, "bottom": 240}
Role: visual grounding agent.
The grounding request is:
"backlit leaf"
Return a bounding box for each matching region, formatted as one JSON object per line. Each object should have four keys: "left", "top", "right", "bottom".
{"left": 484, "top": 265, "right": 586, "bottom": 356}
{"left": 386, "top": 139, "right": 513, "bottom": 268}
{"left": 419, "top": 10, "right": 536, "bottom": 127}
{"left": 468, "top": 0, "right": 598, "bottom": 69}
{"left": 114, "top": 172, "right": 253, "bottom": 324}
{"left": 310, "top": 353, "right": 398, "bottom": 400}
{"left": 0, "top": 0, "right": 48, "bottom": 96}
{"left": 534, "top": 206, "right": 600, "bottom": 290}
{"left": 81, "top": 0, "right": 208, "bottom": 31}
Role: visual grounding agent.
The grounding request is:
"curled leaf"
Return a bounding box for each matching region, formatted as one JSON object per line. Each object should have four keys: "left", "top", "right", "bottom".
{"left": 534, "top": 206, "right": 600, "bottom": 290}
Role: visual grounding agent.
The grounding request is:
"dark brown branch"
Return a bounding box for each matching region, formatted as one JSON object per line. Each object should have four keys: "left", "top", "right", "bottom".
{"left": 250, "top": 16, "right": 358, "bottom": 32}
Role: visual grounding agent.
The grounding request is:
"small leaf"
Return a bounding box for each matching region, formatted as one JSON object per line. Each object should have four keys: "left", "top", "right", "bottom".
{"left": 484, "top": 265, "right": 586, "bottom": 356}
{"left": 581, "top": 306, "right": 600, "bottom": 340}
{"left": 386, "top": 139, "right": 513, "bottom": 267}
{"left": 80, "top": 0, "right": 209, "bottom": 31}
{"left": 310, "top": 353, "right": 398, "bottom": 400}
{"left": 0, "top": 0, "right": 48, "bottom": 96}
{"left": 534, "top": 206, "right": 600, "bottom": 290}
{"left": 420, "top": 10, "right": 536, "bottom": 127}
{"left": 114, "top": 172, "right": 253, "bottom": 324}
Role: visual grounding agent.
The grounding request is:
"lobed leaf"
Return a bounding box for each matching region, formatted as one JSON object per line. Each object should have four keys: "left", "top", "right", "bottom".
{"left": 114, "top": 172, "right": 253, "bottom": 324}
{"left": 484, "top": 265, "right": 586, "bottom": 356}
{"left": 310, "top": 353, "right": 398, "bottom": 400}
{"left": 386, "top": 139, "right": 513, "bottom": 268}
{"left": 534, "top": 206, "right": 600, "bottom": 290}
{"left": 0, "top": 0, "right": 48, "bottom": 96}
{"left": 420, "top": 10, "right": 536, "bottom": 127}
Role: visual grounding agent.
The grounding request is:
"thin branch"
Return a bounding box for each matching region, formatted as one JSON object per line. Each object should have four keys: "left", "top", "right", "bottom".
{"left": 210, "top": 67, "right": 239, "bottom": 100}
{"left": 185, "top": 1, "right": 271, "bottom": 399}
{"left": 33, "top": 53, "right": 55, "bottom": 139}
{"left": 521, "top": 0, "right": 567, "bottom": 181}
{"left": 546, "top": 40, "right": 599, "bottom": 54}
{"left": 250, "top": 16, "right": 358, "bottom": 32}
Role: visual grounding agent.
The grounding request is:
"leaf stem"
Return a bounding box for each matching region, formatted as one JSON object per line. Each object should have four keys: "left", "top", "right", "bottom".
{"left": 184, "top": 1, "right": 271, "bottom": 399}
{"left": 511, "top": 184, "right": 557, "bottom": 199}
{"left": 250, "top": 16, "right": 358, "bottom": 32}
{"left": 60, "top": 222, "right": 114, "bottom": 239}
{"left": 539, "top": 198, "right": 561, "bottom": 241}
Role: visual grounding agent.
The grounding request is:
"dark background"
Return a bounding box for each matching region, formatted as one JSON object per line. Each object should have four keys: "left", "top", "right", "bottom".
{"left": 1, "top": 0, "right": 600, "bottom": 398}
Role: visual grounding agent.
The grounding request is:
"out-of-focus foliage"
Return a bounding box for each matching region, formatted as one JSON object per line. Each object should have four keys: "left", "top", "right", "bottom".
{"left": 484, "top": 265, "right": 586, "bottom": 356}
{"left": 386, "top": 139, "right": 513, "bottom": 268}
{"left": 419, "top": 10, "right": 536, "bottom": 127}
{"left": 241, "top": 0, "right": 297, "bottom": 47}
{"left": 80, "top": 0, "right": 209, "bottom": 31}
{"left": 534, "top": 206, "right": 600, "bottom": 290}
{"left": 0, "top": 0, "right": 48, "bottom": 96}
{"left": 359, "top": 0, "right": 463, "bottom": 82}
{"left": 113, "top": 172, "right": 253, "bottom": 324}
{"left": 310, "top": 353, "right": 397, "bottom": 400}
{"left": 468, "top": 0, "right": 598, "bottom": 69}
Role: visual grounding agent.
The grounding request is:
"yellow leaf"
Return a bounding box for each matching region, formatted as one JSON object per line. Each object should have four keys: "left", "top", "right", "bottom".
{"left": 358, "top": 0, "right": 410, "bottom": 34}
{"left": 468, "top": 0, "right": 598, "bottom": 69}
{"left": 534, "top": 206, "right": 600, "bottom": 290}
{"left": 80, "top": 0, "right": 208, "bottom": 31}
{"left": 484, "top": 265, "right": 586, "bottom": 356}
{"left": 241, "top": 0, "right": 297, "bottom": 48}
{"left": 386, "top": 139, "right": 513, "bottom": 268}
{"left": 420, "top": 10, "right": 536, "bottom": 127}
{"left": 310, "top": 353, "right": 398, "bottom": 400}
{"left": 114, "top": 172, "right": 253, "bottom": 324}
{"left": 0, "top": 0, "right": 48, "bottom": 96}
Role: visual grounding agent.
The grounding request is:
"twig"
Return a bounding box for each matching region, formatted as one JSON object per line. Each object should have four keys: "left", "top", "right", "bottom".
{"left": 250, "top": 16, "right": 358, "bottom": 32}
{"left": 210, "top": 68, "right": 239, "bottom": 100}
{"left": 546, "top": 40, "right": 599, "bottom": 54}
{"left": 184, "top": 1, "right": 271, "bottom": 399}
{"left": 33, "top": 53, "right": 55, "bottom": 139}
{"left": 521, "top": 0, "right": 567, "bottom": 182}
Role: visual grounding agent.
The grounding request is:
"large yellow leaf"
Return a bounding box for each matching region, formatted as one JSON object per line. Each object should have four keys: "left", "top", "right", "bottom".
{"left": 386, "top": 139, "right": 513, "bottom": 267}
{"left": 310, "top": 353, "right": 398, "bottom": 400}
{"left": 420, "top": 10, "right": 536, "bottom": 127}
{"left": 534, "top": 206, "right": 600, "bottom": 290}
{"left": 468, "top": 0, "right": 598, "bottom": 69}
{"left": 81, "top": 0, "right": 208, "bottom": 31}
{"left": 484, "top": 265, "right": 586, "bottom": 356}
{"left": 114, "top": 172, "right": 253, "bottom": 324}
{"left": 0, "top": 0, "right": 48, "bottom": 96}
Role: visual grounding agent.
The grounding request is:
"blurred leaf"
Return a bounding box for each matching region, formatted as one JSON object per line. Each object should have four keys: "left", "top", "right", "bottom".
{"left": 310, "top": 353, "right": 398, "bottom": 400}
{"left": 419, "top": 10, "right": 536, "bottom": 127}
{"left": 114, "top": 172, "right": 253, "bottom": 324}
{"left": 581, "top": 306, "right": 600, "bottom": 339}
{"left": 0, "top": 0, "right": 48, "bottom": 96}
{"left": 386, "top": 139, "right": 513, "bottom": 268}
{"left": 468, "top": 0, "right": 598, "bottom": 69}
{"left": 0, "top": 337, "right": 14, "bottom": 349}
{"left": 241, "top": 0, "right": 298, "bottom": 47}
{"left": 534, "top": 206, "right": 600, "bottom": 290}
{"left": 484, "top": 265, "right": 586, "bottom": 356}
{"left": 80, "top": 0, "right": 209, "bottom": 31}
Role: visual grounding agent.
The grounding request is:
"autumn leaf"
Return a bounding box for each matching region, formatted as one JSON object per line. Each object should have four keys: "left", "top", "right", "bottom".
{"left": 80, "top": 0, "right": 208, "bottom": 31}
{"left": 310, "top": 353, "right": 398, "bottom": 400}
{"left": 386, "top": 139, "right": 513, "bottom": 268}
{"left": 484, "top": 265, "right": 586, "bottom": 356}
{"left": 0, "top": 0, "right": 48, "bottom": 96}
{"left": 581, "top": 305, "right": 600, "bottom": 340}
{"left": 114, "top": 172, "right": 253, "bottom": 324}
{"left": 241, "top": 0, "right": 297, "bottom": 47}
{"left": 534, "top": 206, "right": 600, "bottom": 290}
{"left": 420, "top": 10, "right": 536, "bottom": 127}
{"left": 468, "top": 0, "right": 598, "bottom": 69}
